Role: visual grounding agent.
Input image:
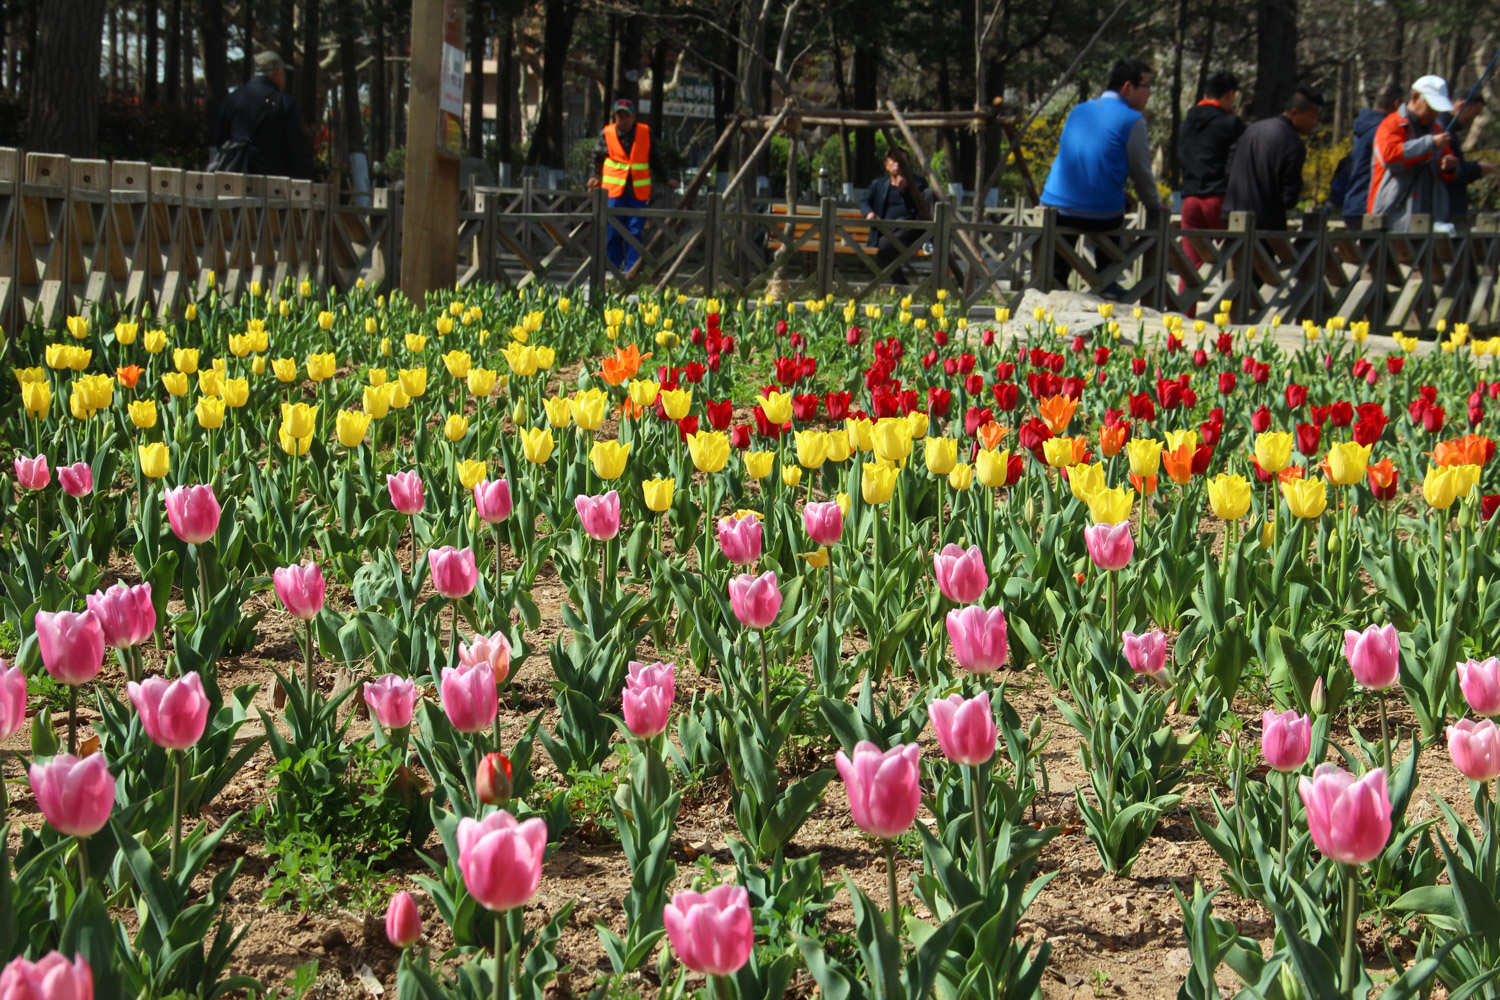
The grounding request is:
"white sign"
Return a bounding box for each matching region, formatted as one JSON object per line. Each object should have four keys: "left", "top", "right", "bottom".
{"left": 440, "top": 42, "right": 465, "bottom": 117}
{"left": 662, "top": 77, "right": 714, "bottom": 118}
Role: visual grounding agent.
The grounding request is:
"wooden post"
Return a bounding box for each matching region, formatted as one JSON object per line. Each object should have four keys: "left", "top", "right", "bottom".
{"left": 400, "top": 0, "right": 464, "bottom": 302}
{"left": 1228, "top": 211, "right": 1254, "bottom": 323}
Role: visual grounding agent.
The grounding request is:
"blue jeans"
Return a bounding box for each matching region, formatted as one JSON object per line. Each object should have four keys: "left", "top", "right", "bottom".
{"left": 607, "top": 190, "right": 647, "bottom": 271}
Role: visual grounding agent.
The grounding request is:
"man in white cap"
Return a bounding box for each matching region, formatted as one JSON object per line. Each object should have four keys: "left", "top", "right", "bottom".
{"left": 587, "top": 98, "right": 656, "bottom": 272}
{"left": 1366, "top": 75, "right": 1460, "bottom": 231}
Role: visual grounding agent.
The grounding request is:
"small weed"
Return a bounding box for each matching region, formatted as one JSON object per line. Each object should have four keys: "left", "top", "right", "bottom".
{"left": 1090, "top": 968, "right": 1112, "bottom": 997}
{"left": 26, "top": 668, "right": 73, "bottom": 714}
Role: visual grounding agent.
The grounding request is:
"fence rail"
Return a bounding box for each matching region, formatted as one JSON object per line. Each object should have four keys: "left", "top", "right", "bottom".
{"left": 4, "top": 147, "right": 1498, "bottom": 333}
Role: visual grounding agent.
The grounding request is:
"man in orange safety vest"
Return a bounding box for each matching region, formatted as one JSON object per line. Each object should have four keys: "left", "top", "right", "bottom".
{"left": 588, "top": 99, "right": 654, "bottom": 272}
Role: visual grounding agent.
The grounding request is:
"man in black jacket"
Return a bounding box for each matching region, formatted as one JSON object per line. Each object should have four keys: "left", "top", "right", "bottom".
{"left": 861, "top": 147, "right": 931, "bottom": 284}
{"left": 1440, "top": 97, "right": 1495, "bottom": 227}
{"left": 1341, "top": 85, "right": 1403, "bottom": 229}
{"left": 1225, "top": 87, "right": 1323, "bottom": 232}
{"left": 1177, "top": 70, "right": 1245, "bottom": 311}
{"left": 212, "top": 52, "right": 314, "bottom": 179}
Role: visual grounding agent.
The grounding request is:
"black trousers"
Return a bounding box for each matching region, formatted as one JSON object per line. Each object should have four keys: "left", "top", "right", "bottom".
{"left": 1052, "top": 213, "right": 1124, "bottom": 290}
{"left": 874, "top": 228, "right": 925, "bottom": 285}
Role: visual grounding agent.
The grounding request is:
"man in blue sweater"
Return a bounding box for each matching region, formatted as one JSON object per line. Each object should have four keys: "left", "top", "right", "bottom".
{"left": 1040, "top": 58, "right": 1164, "bottom": 294}
{"left": 1341, "top": 85, "right": 1403, "bottom": 229}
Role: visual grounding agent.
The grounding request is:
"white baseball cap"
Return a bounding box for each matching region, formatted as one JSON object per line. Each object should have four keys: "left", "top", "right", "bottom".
{"left": 1411, "top": 75, "right": 1454, "bottom": 113}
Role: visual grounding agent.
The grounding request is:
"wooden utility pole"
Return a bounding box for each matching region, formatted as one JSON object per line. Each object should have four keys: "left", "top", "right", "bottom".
{"left": 401, "top": 0, "right": 465, "bottom": 300}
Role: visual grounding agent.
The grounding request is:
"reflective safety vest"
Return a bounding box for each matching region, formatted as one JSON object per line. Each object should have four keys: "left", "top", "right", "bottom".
{"left": 601, "top": 122, "right": 651, "bottom": 200}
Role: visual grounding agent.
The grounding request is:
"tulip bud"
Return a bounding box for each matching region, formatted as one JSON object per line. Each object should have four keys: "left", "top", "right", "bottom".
{"left": 476, "top": 752, "right": 514, "bottom": 805}
{"left": 1310, "top": 677, "right": 1327, "bottom": 716}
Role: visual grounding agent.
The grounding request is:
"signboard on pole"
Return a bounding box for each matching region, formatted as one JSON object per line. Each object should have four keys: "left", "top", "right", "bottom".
{"left": 438, "top": 1, "right": 464, "bottom": 157}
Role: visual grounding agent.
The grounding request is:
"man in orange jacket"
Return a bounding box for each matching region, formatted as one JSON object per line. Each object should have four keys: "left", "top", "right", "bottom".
{"left": 1366, "top": 75, "right": 1460, "bottom": 231}
{"left": 588, "top": 99, "right": 654, "bottom": 272}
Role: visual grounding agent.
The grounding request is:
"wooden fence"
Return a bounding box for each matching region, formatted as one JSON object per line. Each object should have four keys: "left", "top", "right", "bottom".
{"left": 4, "top": 146, "right": 1498, "bottom": 333}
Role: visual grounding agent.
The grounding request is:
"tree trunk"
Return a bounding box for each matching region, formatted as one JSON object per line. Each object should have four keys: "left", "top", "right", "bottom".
{"left": 525, "top": 0, "right": 575, "bottom": 168}
{"left": 393, "top": 23, "right": 408, "bottom": 149}
{"left": 853, "top": 42, "right": 876, "bottom": 184}
{"left": 614, "top": 10, "right": 641, "bottom": 104}
{"left": 27, "top": 0, "right": 106, "bottom": 153}
{"left": 1250, "top": 0, "right": 1296, "bottom": 119}
{"left": 278, "top": 0, "right": 295, "bottom": 60}
{"left": 144, "top": 0, "right": 159, "bottom": 102}
{"left": 164, "top": 0, "right": 180, "bottom": 104}
{"left": 108, "top": 3, "right": 118, "bottom": 93}
{"left": 372, "top": 0, "right": 388, "bottom": 163}
{"left": 1389, "top": 6, "right": 1406, "bottom": 91}
{"left": 468, "top": 0, "right": 486, "bottom": 159}
{"left": 242, "top": 0, "right": 254, "bottom": 82}
{"left": 20, "top": 0, "right": 36, "bottom": 104}
{"left": 496, "top": 7, "right": 513, "bottom": 163}
{"left": 199, "top": 0, "right": 227, "bottom": 116}
{"left": 648, "top": 39, "right": 665, "bottom": 140}
{"left": 297, "top": 0, "right": 319, "bottom": 129}
{"left": 338, "top": 0, "right": 363, "bottom": 156}
{"left": 1168, "top": 0, "right": 1187, "bottom": 188}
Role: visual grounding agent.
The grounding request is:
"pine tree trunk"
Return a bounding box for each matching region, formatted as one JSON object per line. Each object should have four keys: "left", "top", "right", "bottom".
{"left": 199, "top": 0, "right": 227, "bottom": 115}
{"left": 296, "top": 0, "right": 319, "bottom": 130}
{"left": 467, "top": 0, "right": 486, "bottom": 160}
{"left": 27, "top": 0, "right": 106, "bottom": 153}
{"left": 1250, "top": 0, "right": 1297, "bottom": 119}
{"left": 164, "top": 0, "right": 180, "bottom": 104}
{"left": 372, "top": 0, "right": 388, "bottom": 164}
{"left": 145, "top": 0, "right": 159, "bottom": 102}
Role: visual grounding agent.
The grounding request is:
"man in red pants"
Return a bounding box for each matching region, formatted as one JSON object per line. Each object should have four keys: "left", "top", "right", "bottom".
{"left": 1176, "top": 71, "right": 1245, "bottom": 314}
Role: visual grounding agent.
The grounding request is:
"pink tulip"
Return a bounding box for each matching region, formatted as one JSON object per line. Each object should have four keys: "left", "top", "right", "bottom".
{"left": 473, "top": 478, "right": 513, "bottom": 524}
{"left": 34, "top": 610, "right": 105, "bottom": 685}
{"left": 945, "top": 604, "right": 1009, "bottom": 673}
{"left": 440, "top": 660, "right": 497, "bottom": 733}
{"left": 0, "top": 952, "right": 93, "bottom": 1000}
{"left": 622, "top": 660, "right": 675, "bottom": 739}
{"left": 1122, "top": 629, "right": 1168, "bottom": 674}
{"left": 1448, "top": 718, "right": 1500, "bottom": 782}
{"left": 57, "top": 463, "right": 93, "bottom": 498}
{"left": 273, "top": 562, "right": 326, "bottom": 620}
{"left": 28, "top": 753, "right": 115, "bottom": 837}
{"left": 1458, "top": 657, "right": 1500, "bottom": 717}
{"left": 458, "top": 631, "right": 512, "bottom": 685}
{"left": 126, "top": 672, "right": 210, "bottom": 750}
{"left": 716, "top": 515, "right": 763, "bottom": 565}
{"left": 427, "top": 546, "right": 477, "bottom": 598}
{"left": 1261, "top": 709, "right": 1312, "bottom": 772}
{"left": 1084, "top": 521, "right": 1134, "bottom": 571}
{"left": 0, "top": 660, "right": 25, "bottom": 742}
{"left": 728, "top": 571, "right": 782, "bottom": 629}
{"left": 835, "top": 740, "right": 921, "bottom": 839}
{"left": 803, "top": 501, "right": 843, "bottom": 546}
{"left": 575, "top": 490, "right": 621, "bottom": 541}
{"left": 1298, "top": 764, "right": 1392, "bottom": 865}
{"left": 363, "top": 674, "right": 417, "bottom": 730}
{"left": 933, "top": 543, "right": 988, "bottom": 604}
{"left": 663, "top": 884, "right": 754, "bottom": 976}
{"left": 1344, "top": 624, "right": 1400, "bottom": 690}
{"left": 13, "top": 453, "right": 49, "bottom": 490}
{"left": 85, "top": 583, "right": 155, "bottom": 650}
{"left": 928, "top": 692, "right": 996, "bottom": 766}
{"left": 387, "top": 471, "right": 425, "bottom": 514}
{"left": 455, "top": 809, "right": 547, "bottom": 911}
{"left": 163, "top": 484, "right": 221, "bottom": 545}
{"left": 384, "top": 891, "right": 422, "bottom": 948}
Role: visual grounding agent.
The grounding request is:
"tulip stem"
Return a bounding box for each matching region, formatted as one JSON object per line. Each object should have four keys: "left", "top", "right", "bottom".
{"left": 170, "top": 748, "right": 184, "bottom": 882}
{"left": 1107, "top": 572, "right": 1118, "bottom": 642}
{"left": 1279, "top": 770, "right": 1291, "bottom": 866}
{"left": 76, "top": 834, "right": 90, "bottom": 891}
{"left": 67, "top": 685, "right": 78, "bottom": 755}
{"left": 1378, "top": 694, "right": 1391, "bottom": 775}
{"left": 759, "top": 631, "right": 771, "bottom": 718}
{"left": 493, "top": 913, "right": 508, "bottom": 1000}
{"left": 599, "top": 539, "right": 608, "bottom": 602}
{"left": 1434, "top": 519, "right": 1447, "bottom": 635}
{"left": 196, "top": 545, "right": 212, "bottom": 618}
{"left": 713, "top": 975, "right": 735, "bottom": 1000}
{"left": 885, "top": 839, "right": 901, "bottom": 938}
{"left": 1340, "top": 864, "right": 1360, "bottom": 992}
{"left": 304, "top": 619, "right": 315, "bottom": 700}
{"left": 970, "top": 763, "right": 989, "bottom": 880}
{"left": 493, "top": 524, "right": 505, "bottom": 624}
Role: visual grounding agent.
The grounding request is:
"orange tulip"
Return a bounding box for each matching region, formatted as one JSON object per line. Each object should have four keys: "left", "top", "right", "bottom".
{"left": 1129, "top": 473, "right": 1158, "bottom": 496}
{"left": 1162, "top": 442, "right": 1194, "bottom": 484}
{"left": 1367, "top": 458, "right": 1399, "bottom": 500}
{"left": 1277, "top": 465, "right": 1306, "bottom": 484}
{"left": 1038, "top": 394, "right": 1078, "bottom": 435}
{"left": 618, "top": 398, "right": 644, "bottom": 420}
{"left": 1432, "top": 433, "right": 1495, "bottom": 467}
{"left": 116, "top": 364, "right": 144, "bottom": 388}
{"left": 598, "top": 344, "right": 651, "bottom": 386}
{"left": 1099, "top": 422, "right": 1128, "bottom": 458}
{"left": 977, "top": 421, "right": 1008, "bottom": 451}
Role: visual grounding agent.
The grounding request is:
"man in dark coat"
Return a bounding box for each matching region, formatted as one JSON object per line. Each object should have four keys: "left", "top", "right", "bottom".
{"left": 861, "top": 146, "right": 931, "bottom": 284}
{"left": 1440, "top": 97, "right": 1495, "bottom": 226}
{"left": 212, "top": 52, "right": 315, "bottom": 179}
{"left": 1225, "top": 86, "right": 1323, "bottom": 232}
{"left": 1177, "top": 70, "right": 1245, "bottom": 312}
{"left": 1341, "top": 85, "right": 1403, "bottom": 229}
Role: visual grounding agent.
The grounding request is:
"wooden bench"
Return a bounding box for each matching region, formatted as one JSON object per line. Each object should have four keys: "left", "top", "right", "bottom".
{"left": 763, "top": 203, "right": 930, "bottom": 258}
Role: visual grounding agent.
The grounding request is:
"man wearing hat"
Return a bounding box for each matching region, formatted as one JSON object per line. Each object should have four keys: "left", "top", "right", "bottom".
{"left": 1366, "top": 75, "right": 1460, "bottom": 231}
{"left": 588, "top": 99, "right": 655, "bottom": 272}
{"left": 211, "top": 51, "right": 314, "bottom": 179}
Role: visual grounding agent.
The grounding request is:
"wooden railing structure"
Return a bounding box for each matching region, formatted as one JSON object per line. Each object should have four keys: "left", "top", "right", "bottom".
{"left": 5, "top": 146, "right": 1499, "bottom": 333}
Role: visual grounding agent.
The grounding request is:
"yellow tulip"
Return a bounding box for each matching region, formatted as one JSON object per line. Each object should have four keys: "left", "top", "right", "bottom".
{"left": 571, "top": 388, "right": 608, "bottom": 430}
{"left": 143, "top": 328, "right": 168, "bottom": 354}
{"left": 307, "top": 353, "right": 337, "bottom": 381}
{"left": 278, "top": 427, "right": 312, "bottom": 456}
{"left": 173, "top": 348, "right": 199, "bottom": 374}
{"left": 975, "top": 448, "right": 1009, "bottom": 488}
{"left": 81, "top": 374, "right": 113, "bottom": 412}
{"left": 1325, "top": 441, "right": 1371, "bottom": 487}
{"left": 536, "top": 345, "right": 556, "bottom": 370}
{"left": 500, "top": 341, "right": 538, "bottom": 376}
{"left": 1066, "top": 461, "right": 1106, "bottom": 503}
{"left": 467, "top": 367, "right": 498, "bottom": 398}
{"left": 519, "top": 427, "right": 555, "bottom": 464}
{"left": 948, "top": 463, "right": 974, "bottom": 490}
{"left": 542, "top": 395, "right": 573, "bottom": 428}
{"left": 66, "top": 315, "right": 89, "bottom": 340}
{"left": 336, "top": 409, "right": 371, "bottom": 447}
{"left": 277, "top": 299, "right": 291, "bottom": 318}
{"left": 128, "top": 400, "right": 157, "bottom": 429}
{"left": 456, "top": 459, "right": 487, "bottom": 489}
{"left": 1207, "top": 474, "right": 1252, "bottom": 520}
{"left": 14, "top": 365, "right": 44, "bottom": 385}
{"left": 628, "top": 379, "right": 661, "bottom": 408}
{"left": 388, "top": 382, "right": 411, "bottom": 409}
{"left": 795, "top": 430, "right": 829, "bottom": 470}
{"left": 643, "top": 477, "right": 675, "bottom": 512}
{"left": 1255, "top": 432, "right": 1293, "bottom": 475}
{"left": 300, "top": 279, "right": 313, "bottom": 298}
{"left": 846, "top": 417, "right": 875, "bottom": 452}
{"left": 317, "top": 310, "right": 334, "bottom": 330}
{"left": 590, "top": 439, "right": 632, "bottom": 480}
{"left": 363, "top": 384, "right": 391, "bottom": 418}
{"left": 379, "top": 337, "right": 391, "bottom": 356}
{"left": 1454, "top": 463, "right": 1482, "bottom": 498}
{"left": 195, "top": 396, "right": 226, "bottom": 430}
{"left": 138, "top": 442, "right": 170, "bottom": 478}
{"left": 67, "top": 347, "right": 92, "bottom": 371}
{"left": 861, "top": 461, "right": 899, "bottom": 505}
{"left": 1422, "top": 465, "right": 1461, "bottom": 510}
{"left": 363, "top": 316, "right": 379, "bottom": 336}
{"left": 925, "top": 436, "right": 958, "bottom": 476}
{"left": 1042, "top": 437, "right": 1076, "bottom": 469}
{"left": 398, "top": 367, "right": 427, "bottom": 398}
{"left": 280, "top": 402, "right": 317, "bottom": 439}
{"left": 1281, "top": 478, "right": 1328, "bottom": 519}
{"left": 44, "top": 343, "right": 67, "bottom": 369}
{"left": 758, "top": 390, "right": 793, "bottom": 425}
{"left": 273, "top": 358, "right": 298, "bottom": 382}
{"left": 442, "top": 350, "right": 472, "bottom": 378}
{"left": 222, "top": 377, "right": 249, "bottom": 408}
{"left": 872, "top": 418, "right": 914, "bottom": 466}
{"left": 197, "top": 368, "right": 224, "bottom": 398}
{"left": 367, "top": 367, "right": 389, "bottom": 387}
{"left": 1164, "top": 429, "right": 1199, "bottom": 454}
{"left": 1126, "top": 438, "right": 1163, "bottom": 478}
{"left": 21, "top": 380, "right": 51, "bottom": 416}
{"left": 113, "top": 320, "right": 138, "bottom": 345}
{"left": 1087, "top": 485, "right": 1133, "bottom": 524}
{"left": 687, "top": 430, "right": 731, "bottom": 474}
{"left": 444, "top": 414, "right": 469, "bottom": 442}
{"left": 404, "top": 334, "right": 427, "bottom": 353}
{"left": 162, "top": 372, "right": 189, "bottom": 397}
{"left": 743, "top": 450, "right": 775, "bottom": 479}
{"left": 228, "top": 333, "right": 253, "bottom": 358}
{"left": 251, "top": 354, "right": 267, "bottom": 375}
{"left": 781, "top": 464, "right": 803, "bottom": 487}
{"left": 659, "top": 388, "right": 692, "bottom": 421}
